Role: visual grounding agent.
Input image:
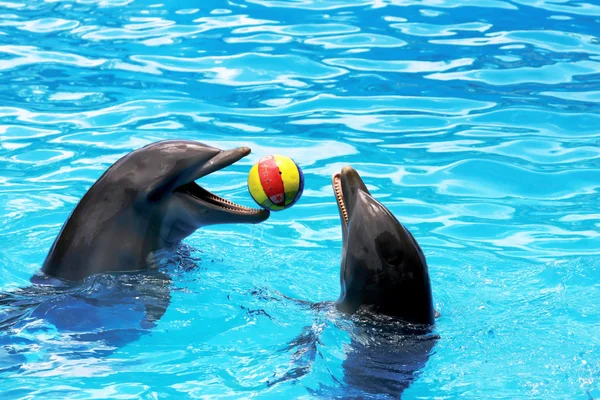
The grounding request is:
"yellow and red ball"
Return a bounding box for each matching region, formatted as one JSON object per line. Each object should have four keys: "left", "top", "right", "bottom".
{"left": 247, "top": 154, "right": 304, "bottom": 211}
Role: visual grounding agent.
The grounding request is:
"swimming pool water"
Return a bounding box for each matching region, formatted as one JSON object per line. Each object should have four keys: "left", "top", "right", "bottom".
{"left": 0, "top": 0, "right": 599, "bottom": 398}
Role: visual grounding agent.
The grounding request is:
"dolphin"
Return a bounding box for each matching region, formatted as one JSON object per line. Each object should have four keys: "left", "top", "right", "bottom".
{"left": 0, "top": 140, "right": 269, "bottom": 369}
{"left": 332, "top": 166, "right": 434, "bottom": 324}
{"left": 332, "top": 166, "right": 437, "bottom": 397}
{"left": 268, "top": 166, "right": 436, "bottom": 397}
{"left": 42, "top": 139, "right": 269, "bottom": 281}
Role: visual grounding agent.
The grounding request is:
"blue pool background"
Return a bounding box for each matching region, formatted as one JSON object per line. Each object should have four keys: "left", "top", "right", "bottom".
{"left": 0, "top": 0, "right": 599, "bottom": 398}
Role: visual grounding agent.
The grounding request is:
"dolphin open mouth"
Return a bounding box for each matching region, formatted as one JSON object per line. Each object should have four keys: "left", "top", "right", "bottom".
{"left": 332, "top": 173, "right": 349, "bottom": 227}
{"left": 332, "top": 166, "right": 371, "bottom": 230}
{"left": 176, "top": 182, "right": 265, "bottom": 215}
{"left": 173, "top": 147, "right": 268, "bottom": 217}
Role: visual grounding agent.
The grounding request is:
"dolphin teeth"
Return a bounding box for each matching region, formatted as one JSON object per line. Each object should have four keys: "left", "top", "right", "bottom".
{"left": 333, "top": 174, "right": 348, "bottom": 224}
{"left": 177, "top": 182, "right": 264, "bottom": 214}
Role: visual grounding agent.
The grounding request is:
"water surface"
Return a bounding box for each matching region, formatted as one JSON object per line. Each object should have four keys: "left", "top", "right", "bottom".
{"left": 0, "top": 0, "right": 599, "bottom": 398}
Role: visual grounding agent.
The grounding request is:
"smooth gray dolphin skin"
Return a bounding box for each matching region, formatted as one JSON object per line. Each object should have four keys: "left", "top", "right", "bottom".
{"left": 332, "top": 166, "right": 435, "bottom": 325}
{"left": 42, "top": 140, "right": 269, "bottom": 281}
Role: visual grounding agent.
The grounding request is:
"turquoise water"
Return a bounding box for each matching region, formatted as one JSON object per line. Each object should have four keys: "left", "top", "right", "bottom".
{"left": 1, "top": 0, "right": 599, "bottom": 398}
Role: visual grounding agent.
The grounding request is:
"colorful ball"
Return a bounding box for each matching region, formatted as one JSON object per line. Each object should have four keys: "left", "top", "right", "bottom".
{"left": 247, "top": 154, "right": 304, "bottom": 211}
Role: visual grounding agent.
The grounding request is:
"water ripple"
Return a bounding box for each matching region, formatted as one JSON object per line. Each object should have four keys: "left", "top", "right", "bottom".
{"left": 131, "top": 53, "right": 347, "bottom": 85}
{"left": 426, "top": 60, "right": 600, "bottom": 85}
{"left": 232, "top": 23, "right": 360, "bottom": 36}
{"left": 304, "top": 33, "right": 407, "bottom": 49}
{"left": 3, "top": 18, "right": 80, "bottom": 33}
{"left": 0, "top": 45, "right": 105, "bottom": 70}
{"left": 324, "top": 57, "right": 474, "bottom": 73}
{"left": 430, "top": 30, "right": 600, "bottom": 55}
{"left": 511, "top": 0, "right": 600, "bottom": 16}
{"left": 390, "top": 21, "right": 492, "bottom": 37}
{"left": 82, "top": 15, "right": 275, "bottom": 43}
{"left": 541, "top": 90, "right": 600, "bottom": 103}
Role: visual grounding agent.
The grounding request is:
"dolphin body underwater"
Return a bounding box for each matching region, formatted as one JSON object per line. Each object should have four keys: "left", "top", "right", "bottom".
{"left": 0, "top": 140, "right": 270, "bottom": 360}
{"left": 271, "top": 166, "right": 437, "bottom": 398}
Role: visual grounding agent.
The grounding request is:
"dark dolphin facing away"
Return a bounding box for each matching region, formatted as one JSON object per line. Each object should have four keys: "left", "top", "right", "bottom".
{"left": 330, "top": 166, "right": 437, "bottom": 397}
{"left": 42, "top": 140, "right": 269, "bottom": 281}
{"left": 269, "top": 166, "right": 437, "bottom": 397}
{"left": 332, "top": 166, "right": 435, "bottom": 324}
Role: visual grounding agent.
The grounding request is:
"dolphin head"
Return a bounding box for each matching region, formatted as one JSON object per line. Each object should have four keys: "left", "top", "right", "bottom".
{"left": 107, "top": 140, "right": 270, "bottom": 244}
{"left": 41, "top": 140, "right": 270, "bottom": 280}
{"left": 331, "top": 166, "right": 434, "bottom": 325}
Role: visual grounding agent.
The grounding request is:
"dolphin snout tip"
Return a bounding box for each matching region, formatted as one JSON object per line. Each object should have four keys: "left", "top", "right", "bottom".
{"left": 341, "top": 166, "right": 355, "bottom": 174}
{"left": 238, "top": 147, "right": 251, "bottom": 156}
{"left": 259, "top": 209, "right": 271, "bottom": 221}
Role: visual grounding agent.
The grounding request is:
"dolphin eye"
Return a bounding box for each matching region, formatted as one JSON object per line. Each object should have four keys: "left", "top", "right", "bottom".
{"left": 384, "top": 249, "right": 404, "bottom": 266}
{"left": 375, "top": 232, "right": 404, "bottom": 266}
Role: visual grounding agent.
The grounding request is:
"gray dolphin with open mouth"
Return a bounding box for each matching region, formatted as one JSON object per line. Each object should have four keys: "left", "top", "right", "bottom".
{"left": 42, "top": 139, "right": 269, "bottom": 281}
{"left": 0, "top": 140, "right": 270, "bottom": 367}
{"left": 332, "top": 166, "right": 435, "bottom": 324}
